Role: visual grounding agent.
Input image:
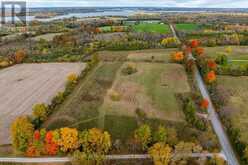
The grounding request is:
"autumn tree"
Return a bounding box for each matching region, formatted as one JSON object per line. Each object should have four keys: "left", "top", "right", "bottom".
{"left": 79, "top": 128, "right": 111, "bottom": 155}
{"left": 148, "top": 143, "right": 172, "bottom": 165}
{"left": 200, "top": 98, "right": 209, "bottom": 110}
{"left": 14, "top": 49, "right": 26, "bottom": 63}
{"left": 11, "top": 116, "right": 34, "bottom": 152}
{"left": 58, "top": 127, "right": 79, "bottom": 152}
{"left": 67, "top": 73, "right": 78, "bottom": 84}
{"left": 172, "top": 51, "right": 184, "bottom": 63}
{"left": 205, "top": 71, "right": 217, "bottom": 84}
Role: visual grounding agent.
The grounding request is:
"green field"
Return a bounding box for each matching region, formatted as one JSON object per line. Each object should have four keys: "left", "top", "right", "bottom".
{"left": 132, "top": 23, "right": 171, "bottom": 34}
{"left": 175, "top": 23, "right": 202, "bottom": 32}
{"left": 217, "top": 76, "right": 248, "bottom": 144}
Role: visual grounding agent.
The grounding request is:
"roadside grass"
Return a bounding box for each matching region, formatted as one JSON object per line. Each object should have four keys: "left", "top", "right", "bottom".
{"left": 175, "top": 23, "right": 202, "bottom": 32}
{"left": 205, "top": 46, "right": 248, "bottom": 60}
{"left": 131, "top": 23, "right": 171, "bottom": 34}
{"left": 217, "top": 76, "right": 248, "bottom": 144}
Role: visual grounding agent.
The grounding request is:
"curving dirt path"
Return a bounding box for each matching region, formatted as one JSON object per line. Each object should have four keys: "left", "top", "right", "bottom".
{"left": 0, "top": 63, "right": 85, "bottom": 145}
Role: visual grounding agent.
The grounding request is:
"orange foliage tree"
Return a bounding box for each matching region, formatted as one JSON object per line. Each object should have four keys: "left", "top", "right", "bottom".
{"left": 205, "top": 71, "right": 216, "bottom": 83}
{"left": 14, "top": 49, "right": 26, "bottom": 63}
{"left": 172, "top": 51, "right": 184, "bottom": 62}
{"left": 195, "top": 47, "right": 204, "bottom": 56}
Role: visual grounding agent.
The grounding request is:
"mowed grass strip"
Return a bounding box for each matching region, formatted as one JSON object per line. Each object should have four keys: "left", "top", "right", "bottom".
{"left": 44, "top": 62, "right": 123, "bottom": 130}
{"left": 217, "top": 76, "right": 248, "bottom": 143}
{"left": 132, "top": 23, "right": 171, "bottom": 34}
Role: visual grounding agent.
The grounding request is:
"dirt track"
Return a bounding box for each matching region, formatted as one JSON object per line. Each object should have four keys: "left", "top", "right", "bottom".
{"left": 0, "top": 63, "right": 85, "bottom": 145}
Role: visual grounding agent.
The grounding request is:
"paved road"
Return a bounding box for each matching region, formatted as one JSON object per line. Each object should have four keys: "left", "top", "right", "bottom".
{"left": 0, "top": 153, "right": 221, "bottom": 163}
{"left": 169, "top": 24, "right": 239, "bottom": 165}
{"left": 194, "top": 68, "right": 239, "bottom": 165}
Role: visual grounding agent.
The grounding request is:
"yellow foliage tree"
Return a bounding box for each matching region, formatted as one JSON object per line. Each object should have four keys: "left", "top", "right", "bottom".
{"left": 58, "top": 127, "right": 79, "bottom": 152}
{"left": 148, "top": 143, "right": 172, "bottom": 165}
{"left": 161, "top": 37, "right": 179, "bottom": 47}
{"left": 11, "top": 116, "right": 34, "bottom": 152}
{"left": 79, "top": 128, "right": 112, "bottom": 155}
{"left": 67, "top": 73, "right": 78, "bottom": 84}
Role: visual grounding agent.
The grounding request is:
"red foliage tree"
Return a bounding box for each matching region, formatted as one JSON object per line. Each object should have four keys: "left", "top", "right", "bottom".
{"left": 200, "top": 99, "right": 209, "bottom": 110}
{"left": 207, "top": 59, "right": 217, "bottom": 70}
{"left": 190, "top": 40, "right": 200, "bottom": 48}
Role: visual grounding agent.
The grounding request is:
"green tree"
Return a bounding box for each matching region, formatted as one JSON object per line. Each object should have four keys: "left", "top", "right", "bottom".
{"left": 134, "top": 124, "right": 152, "bottom": 151}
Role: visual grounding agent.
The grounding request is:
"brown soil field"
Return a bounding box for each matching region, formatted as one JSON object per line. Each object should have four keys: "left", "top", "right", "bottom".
{"left": 0, "top": 63, "right": 85, "bottom": 145}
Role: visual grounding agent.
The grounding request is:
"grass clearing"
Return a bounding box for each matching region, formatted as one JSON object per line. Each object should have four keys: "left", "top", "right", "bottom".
{"left": 217, "top": 76, "right": 248, "bottom": 143}
{"left": 175, "top": 23, "right": 202, "bottom": 32}
{"left": 132, "top": 23, "right": 171, "bottom": 34}
{"left": 100, "top": 62, "right": 189, "bottom": 122}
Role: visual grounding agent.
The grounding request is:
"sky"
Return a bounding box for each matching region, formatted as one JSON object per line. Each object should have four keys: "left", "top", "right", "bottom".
{"left": 20, "top": 0, "right": 248, "bottom": 8}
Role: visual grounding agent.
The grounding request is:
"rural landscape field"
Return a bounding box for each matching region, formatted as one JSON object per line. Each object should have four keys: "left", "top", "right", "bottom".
{"left": 1, "top": 1, "right": 248, "bottom": 165}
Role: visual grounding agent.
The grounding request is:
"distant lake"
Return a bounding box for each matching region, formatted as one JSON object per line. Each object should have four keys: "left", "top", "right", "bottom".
{"left": 3, "top": 7, "right": 248, "bottom": 23}
{"left": 3, "top": 10, "right": 207, "bottom": 23}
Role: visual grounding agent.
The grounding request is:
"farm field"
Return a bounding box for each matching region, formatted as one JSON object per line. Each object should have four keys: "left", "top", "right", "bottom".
{"left": 132, "top": 23, "right": 171, "bottom": 34}
{"left": 217, "top": 76, "right": 248, "bottom": 145}
{"left": 32, "top": 33, "right": 63, "bottom": 41}
{"left": 0, "top": 63, "right": 85, "bottom": 145}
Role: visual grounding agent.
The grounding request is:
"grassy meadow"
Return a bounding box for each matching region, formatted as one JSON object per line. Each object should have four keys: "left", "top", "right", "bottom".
{"left": 132, "top": 23, "right": 171, "bottom": 34}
